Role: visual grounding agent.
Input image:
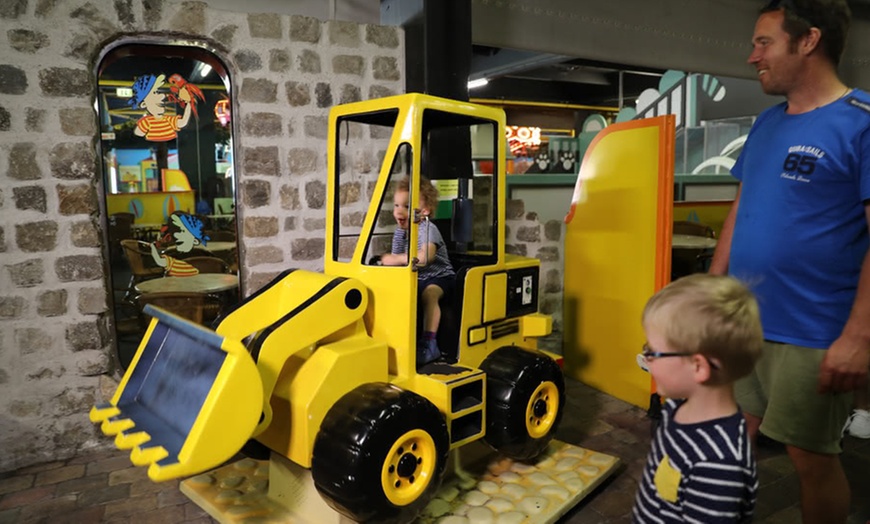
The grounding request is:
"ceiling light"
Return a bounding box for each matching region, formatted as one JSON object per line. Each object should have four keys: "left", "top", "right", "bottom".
{"left": 467, "top": 78, "right": 488, "bottom": 89}
{"left": 196, "top": 63, "right": 212, "bottom": 79}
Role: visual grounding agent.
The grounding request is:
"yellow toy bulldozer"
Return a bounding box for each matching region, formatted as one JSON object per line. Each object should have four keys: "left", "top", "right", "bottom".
{"left": 91, "top": 93, "right": 564, "bottom": 523}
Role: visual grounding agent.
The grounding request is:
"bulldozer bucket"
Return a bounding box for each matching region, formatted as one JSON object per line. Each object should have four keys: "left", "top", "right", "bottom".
{"left": 90, "top": 305, "right": 263, "bottom": 482}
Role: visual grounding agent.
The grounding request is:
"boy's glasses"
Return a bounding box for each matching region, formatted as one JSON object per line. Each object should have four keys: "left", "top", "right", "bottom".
{"left": 641, "top": 343, "right": 720, "bottom": 370}
{"left": 641, "top": 343, "right": 694, "bottom": 361}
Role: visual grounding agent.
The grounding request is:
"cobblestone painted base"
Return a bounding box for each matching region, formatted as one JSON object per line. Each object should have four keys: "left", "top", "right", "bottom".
{"left": 180, "top": 440, "right": 619, "bottom": 523}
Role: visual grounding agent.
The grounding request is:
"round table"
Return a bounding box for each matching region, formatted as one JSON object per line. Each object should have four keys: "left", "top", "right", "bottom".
{"left": 203, "top": 241, "right": 236, "bottom": 253}
{"left": 134, "top": 273, "right": 239, "bottom": 294}
{"left": 672, "top": 234, "right": 717, "bottom": 249}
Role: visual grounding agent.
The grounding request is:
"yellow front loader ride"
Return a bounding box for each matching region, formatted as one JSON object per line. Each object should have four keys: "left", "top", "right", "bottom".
{"left": 91, "top": 93, "right": 565, "bottom": 523}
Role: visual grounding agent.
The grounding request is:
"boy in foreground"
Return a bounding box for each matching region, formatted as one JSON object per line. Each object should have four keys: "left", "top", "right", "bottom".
{"left": 633, "top": 274, "right": 763, "bottom": 523}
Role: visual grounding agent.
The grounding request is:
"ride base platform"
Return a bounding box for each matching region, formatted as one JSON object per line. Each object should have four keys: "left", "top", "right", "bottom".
{"left": 180, "top": 439, "right": 619, "bottom": 523}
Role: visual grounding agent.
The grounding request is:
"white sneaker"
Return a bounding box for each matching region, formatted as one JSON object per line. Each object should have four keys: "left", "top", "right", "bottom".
{"left": 845, "top": 409, "right": 870, "bottom": 439}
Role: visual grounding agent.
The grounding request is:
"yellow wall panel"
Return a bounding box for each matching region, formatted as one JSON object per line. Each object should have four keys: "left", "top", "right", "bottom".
{"left": 674, "top": 201, "right": 734, "bottom": 237}
{"left": 107, "top": 191, "right": 195, "bottom": 225}
{"left": 563, "top": 116, "right": 675, "bottom": 409}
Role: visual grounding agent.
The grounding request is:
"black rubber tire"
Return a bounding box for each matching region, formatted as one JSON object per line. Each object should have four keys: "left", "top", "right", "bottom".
{"left": 480, "top": 345, "right": 565, "bottom": 460}
{"left": 311, "top": 383, "right": 449, "bottom": 524}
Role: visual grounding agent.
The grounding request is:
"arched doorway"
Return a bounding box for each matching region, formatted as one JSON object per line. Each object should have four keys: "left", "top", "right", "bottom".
{"left": 95, "top": 40, "right": 240, "bottom": 369}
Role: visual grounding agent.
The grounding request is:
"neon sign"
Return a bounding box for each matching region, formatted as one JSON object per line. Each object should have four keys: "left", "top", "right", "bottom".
{"left": 506, "top": 126, "right": 541, "bottom": 155}
{"left": 214, "top": 98, "right": 231, "bottom": 126}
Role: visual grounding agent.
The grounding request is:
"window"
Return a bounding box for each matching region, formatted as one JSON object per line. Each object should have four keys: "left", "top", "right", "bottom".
{"left": 96, "top": 41, "right": 238, "bottom": 370}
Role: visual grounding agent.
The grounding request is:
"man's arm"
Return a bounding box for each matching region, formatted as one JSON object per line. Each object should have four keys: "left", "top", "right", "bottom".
{"left": 818, "top": 203, "right": 870, "bottom": 394}
{"left": 708, "top": 185, "right": 741, "bottom": 275}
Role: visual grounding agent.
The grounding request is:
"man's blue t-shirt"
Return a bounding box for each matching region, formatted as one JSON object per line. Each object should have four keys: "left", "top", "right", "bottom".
{"left": 729, "top": 91, "right": 870, "bottom": 348}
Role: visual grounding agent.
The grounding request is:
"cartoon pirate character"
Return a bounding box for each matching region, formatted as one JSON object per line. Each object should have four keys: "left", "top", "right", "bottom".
{"left": 129, "top": 73, "right": 192, "bottom": 142}
{"left": 150, "top": 213, "right": 210, "bottom": 277}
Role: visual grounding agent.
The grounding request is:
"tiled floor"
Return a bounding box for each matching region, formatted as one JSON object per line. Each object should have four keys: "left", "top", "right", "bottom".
{"left": 1, "top": 377, "right": 868, "bottom": 523}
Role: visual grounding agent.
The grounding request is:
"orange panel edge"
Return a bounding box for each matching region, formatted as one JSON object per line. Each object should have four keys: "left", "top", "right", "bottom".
{"left": 651, "top": 115, "right": 676, "bottom": 401}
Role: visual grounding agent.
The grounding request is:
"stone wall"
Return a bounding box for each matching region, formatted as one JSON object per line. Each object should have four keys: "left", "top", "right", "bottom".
{"left": 0, "top": 0, "right": 565, "bottom": 474}
{"left": 505, "top": 201, "right": 565, "bottom": 354}
{"left": 0, "top": 0, "right": 404, "bottom": 472}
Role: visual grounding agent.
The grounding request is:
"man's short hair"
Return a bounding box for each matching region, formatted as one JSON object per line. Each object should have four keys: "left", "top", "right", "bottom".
{"left": 761, "top": 0, "right": 851, "bottom": 66}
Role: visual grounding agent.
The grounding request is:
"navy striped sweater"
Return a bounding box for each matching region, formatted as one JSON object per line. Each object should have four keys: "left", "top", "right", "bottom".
{"left": 632, "top": 398, "right": 758, "bottom": 523}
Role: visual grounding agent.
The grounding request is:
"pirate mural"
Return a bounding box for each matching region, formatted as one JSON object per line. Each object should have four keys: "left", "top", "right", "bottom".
{"left": 149, "top": 212, "right": 210, "bottom": 277}
{"left": 97, "top": 44, "right": 239, "bottom": 371}
{"left": 129, "top": 73, "right": 205, "bottom": 142}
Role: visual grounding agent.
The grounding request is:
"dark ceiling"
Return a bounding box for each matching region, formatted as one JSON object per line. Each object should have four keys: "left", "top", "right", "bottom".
{"left": 468, "top": 45, "right": 665, "bottom": 109}
{"left": 464, "top": 1, "right": 870, "bottom": 109}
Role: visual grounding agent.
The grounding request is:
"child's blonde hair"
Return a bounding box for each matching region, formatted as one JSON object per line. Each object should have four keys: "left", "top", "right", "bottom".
{"left": 397, "top": 175, "right": 439, "bottom": 212}
{"left": 643, "top": 273, "right": 763, "bottom": 383}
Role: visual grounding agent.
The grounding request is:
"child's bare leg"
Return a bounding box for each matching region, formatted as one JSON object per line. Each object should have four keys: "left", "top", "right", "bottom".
{"left": 417, "top": 285, "right": 444, "bottom": 364}
{"left": 421, "top": 285, "right": 444, "bottom": 333}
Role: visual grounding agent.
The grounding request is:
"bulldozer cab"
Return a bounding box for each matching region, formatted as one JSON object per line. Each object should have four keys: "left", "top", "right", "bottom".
{"left": 325, "top": 95, "right": 510, "bottom": 375}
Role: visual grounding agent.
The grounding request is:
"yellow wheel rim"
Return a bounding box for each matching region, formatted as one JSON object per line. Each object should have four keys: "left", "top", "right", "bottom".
{"left": 525, "top": 381, "right": 560, "bottom": 438}
{"left": 381, "top": 429, "right": 437, "bottom": 506}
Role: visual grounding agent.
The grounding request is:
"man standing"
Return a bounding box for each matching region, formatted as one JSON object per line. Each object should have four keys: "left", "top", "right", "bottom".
{"left": 709, "top": 1, "right": 870, "bottom": 523}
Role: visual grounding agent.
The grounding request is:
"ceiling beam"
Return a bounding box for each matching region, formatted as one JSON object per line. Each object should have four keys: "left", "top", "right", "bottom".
{"left": 468, "top": 75, "right": 659, "bottom": 107}
{"left": 470, "top": 0, "right": 870, "bottom": 89}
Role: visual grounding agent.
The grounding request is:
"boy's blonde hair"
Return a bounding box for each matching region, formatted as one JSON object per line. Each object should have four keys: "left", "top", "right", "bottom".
{"left": 643, "top": 273, "right": 763, "bottom": 383}
{"left": 397, "top": 175, "right": 439, "bottom": 212}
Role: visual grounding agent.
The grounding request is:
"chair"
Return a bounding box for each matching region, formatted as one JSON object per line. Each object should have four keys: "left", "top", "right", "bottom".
{"left": 184, "top": 256, "right": 230, "bottom": 274}
{"left": 672, "top": 221, "right": 716, "bottom": 278}
{"left": 214, "top": 197, "right": 234, "bottom": 215}
{"left": 673, "top": 220, "right": 715, "bottom": 238}
{"left": 136, "top": 291, "right": 224, "bottom": 328}
{"left": 107, "top": 212, "right": 134, "bottom": 259}
{"left": 120, "top": 239, "right": 165, "bottom": 301}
